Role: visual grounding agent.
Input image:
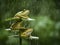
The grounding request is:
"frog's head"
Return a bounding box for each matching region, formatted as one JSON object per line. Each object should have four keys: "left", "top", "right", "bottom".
{"left": 15, "top": 9, "right": 30, "bottom": 18}
{"left": 22, "top": 9, "right": 30, "bottom": 16}
{"left": 21, "top": 9, "right": 35, "bottom": 21}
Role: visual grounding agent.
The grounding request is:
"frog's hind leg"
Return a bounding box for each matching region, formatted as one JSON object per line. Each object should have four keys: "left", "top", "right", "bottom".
{"left": 21, "top": 28, "right": 33, "bottom": 38}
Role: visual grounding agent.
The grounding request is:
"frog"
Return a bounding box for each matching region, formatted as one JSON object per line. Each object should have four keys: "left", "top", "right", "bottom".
{"left": 10, "top": 9, "right": 33, "bottom": 38}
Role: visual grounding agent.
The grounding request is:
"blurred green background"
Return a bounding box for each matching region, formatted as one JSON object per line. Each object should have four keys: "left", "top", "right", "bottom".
{"left": 0, "top": 0, "right": 60, "bottom": 45}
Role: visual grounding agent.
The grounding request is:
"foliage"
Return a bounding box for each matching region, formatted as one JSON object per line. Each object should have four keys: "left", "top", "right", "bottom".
{"left": 0, "top": 29, "right": 8, "bottom": 45}
{"left": 0, "top": 0, "right": 60, "bottom": 45}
